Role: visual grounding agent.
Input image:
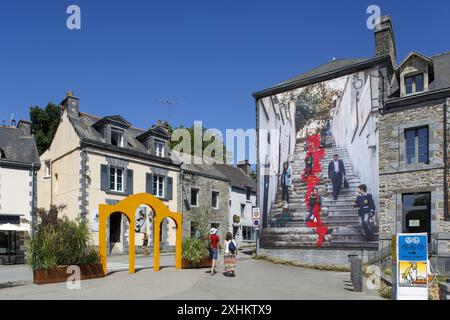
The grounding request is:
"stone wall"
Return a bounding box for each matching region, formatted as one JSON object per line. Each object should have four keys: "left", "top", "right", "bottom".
{"left": 379, "top": 101, "right": 450, "bottom": 254}
{"left": 181, "top": 172, "right": 229, "bottom": 239}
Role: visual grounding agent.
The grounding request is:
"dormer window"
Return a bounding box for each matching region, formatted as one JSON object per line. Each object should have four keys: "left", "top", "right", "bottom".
{"left": 405, "top": 73, "right": 424, "bottom": 95}
{"left": 111, "top": 128, "right": 124, "bottom": 147}
{"left": 155, "top": 140, "right": 165, "bottom": 157}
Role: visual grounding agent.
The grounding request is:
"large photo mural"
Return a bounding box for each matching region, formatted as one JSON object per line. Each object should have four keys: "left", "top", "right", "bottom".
{"left": 257, "top": 69, "right": 380, "bottom": 249}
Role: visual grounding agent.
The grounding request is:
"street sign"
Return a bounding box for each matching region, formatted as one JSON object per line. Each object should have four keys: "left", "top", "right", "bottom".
{"left": 395, "top": 233, "right": 428, "bottom": 300}
{"left": 252, "top": 207, "right": 260, "bottom": 220}
{"left": 252, "top": 207, "right": 261, "bottom": 228}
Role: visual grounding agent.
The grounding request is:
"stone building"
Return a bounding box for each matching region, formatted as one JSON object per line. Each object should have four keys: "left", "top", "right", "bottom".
{"left": 37, "top": 92, "right": 181, "bottom": 254}
{"left": 253, "top": 15, "right": 450, "bottom": 268}
{"left": 180, "top": 160, "right": 230, "bottom": 239}
{"left": 0, "top": 120, "right": 40, "bottom": 264}
{"left": 378, "top": 34, "right": 450, "bottom": 266}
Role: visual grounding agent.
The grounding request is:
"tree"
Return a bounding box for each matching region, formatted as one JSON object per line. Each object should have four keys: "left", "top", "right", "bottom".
{"left": 29, "top": 103, "right": 61, "bottom": 155}
{"left": 164, "top": 122, "right": 231, "bottom": 163}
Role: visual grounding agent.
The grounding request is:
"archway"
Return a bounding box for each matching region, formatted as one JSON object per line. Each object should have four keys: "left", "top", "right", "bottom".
{"left": 99, "top": 193, "right": 182, "bottom": 275}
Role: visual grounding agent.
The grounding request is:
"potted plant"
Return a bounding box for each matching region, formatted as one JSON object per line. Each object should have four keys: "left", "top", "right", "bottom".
{"left": 181, "top": 237, "right": 211, "bottom": 268}
{"left": 232, "top": 215, "right": 241, "bottom": 227}
{"left": 28, "top": 205, "right": 104, "bottom": 284}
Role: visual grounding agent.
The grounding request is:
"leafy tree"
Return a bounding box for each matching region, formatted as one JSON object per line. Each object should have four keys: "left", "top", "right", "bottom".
{"left": 163, "top": 122, "right": 231, "bottom": 163}
{"left": 29, "top": 103, "right": 61, "bottom": 155}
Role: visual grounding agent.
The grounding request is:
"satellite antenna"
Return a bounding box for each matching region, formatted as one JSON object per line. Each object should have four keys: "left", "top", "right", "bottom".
{"left": 155, "top": 99, "right": 182, "bottom": 124}
{"left": 10, "top": 113, "right": 16, "bottom": 127}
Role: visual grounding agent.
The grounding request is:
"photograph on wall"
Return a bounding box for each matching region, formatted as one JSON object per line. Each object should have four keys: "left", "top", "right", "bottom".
{"left": 258, "top": 69, "right": 380, "bottom": 249}
{"left": 398, "top": 261, "right": 428, "bottom": 288}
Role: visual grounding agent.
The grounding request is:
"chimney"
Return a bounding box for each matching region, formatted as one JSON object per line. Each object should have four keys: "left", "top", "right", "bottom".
{"left": 61, "top": 90, "right": 79, "bottom": 118}
{"left": 237, "top": 160, "right": 251, "bottom": 176}
{"left": 17, "top": 120, "right": 31, "bottom": 136}
{"left": 374, "top": 15, "right": 397, "bottom": 66}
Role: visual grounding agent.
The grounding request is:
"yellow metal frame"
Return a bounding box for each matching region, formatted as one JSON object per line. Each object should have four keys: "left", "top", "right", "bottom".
{"left": 99, "top": 193, "right": 182, "bottom": 274}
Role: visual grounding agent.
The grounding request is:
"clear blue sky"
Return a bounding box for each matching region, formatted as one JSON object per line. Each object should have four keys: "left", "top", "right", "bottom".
{"left": 0, "top": 0, "right": 449, "bottom": 150}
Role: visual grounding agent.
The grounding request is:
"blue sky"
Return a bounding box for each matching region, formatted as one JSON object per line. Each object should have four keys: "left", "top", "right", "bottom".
{"left": 0, "top": 0, "right": 449, "bottom": 160}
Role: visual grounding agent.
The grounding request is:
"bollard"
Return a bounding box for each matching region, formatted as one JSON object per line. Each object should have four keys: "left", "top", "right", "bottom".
{"left": 353, "top": 257, "right": 363, "bottom": 293}
{"left": 348, "top": 254, "right": 358, "bottom": 286}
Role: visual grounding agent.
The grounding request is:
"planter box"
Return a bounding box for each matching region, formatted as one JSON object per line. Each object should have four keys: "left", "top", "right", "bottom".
{"left": 33, "top": 263, "right": 105, "bottom": 285}
{"left": 182, "top": 257, "right": 212, "bottom": 269}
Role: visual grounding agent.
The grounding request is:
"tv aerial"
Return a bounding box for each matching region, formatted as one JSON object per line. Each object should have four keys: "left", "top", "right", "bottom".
{"left": 155, "top": 99, "right": 183, "bottom": 124}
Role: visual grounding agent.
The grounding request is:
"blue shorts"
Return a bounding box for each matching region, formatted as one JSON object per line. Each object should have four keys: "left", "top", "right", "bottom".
{"left": 210, "top": 248, "right": 218, "bottom": 260}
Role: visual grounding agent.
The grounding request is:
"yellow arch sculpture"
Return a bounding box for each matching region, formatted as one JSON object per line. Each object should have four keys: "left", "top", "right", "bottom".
{"left": 98, "top": 193, "right": 182, "bottom": 275}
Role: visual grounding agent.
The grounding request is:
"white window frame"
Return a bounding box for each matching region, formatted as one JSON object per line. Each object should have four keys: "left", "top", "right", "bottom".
{"left": 404, "top": 73, "right": 424, "bottom": 96}
{"left": 240, "top": 203, "right": 246, "bottom": 218}
{"left": 44, "top": 160, "right": 51, "bottom": 178}
{"left": 190, "top": 188, "right": 199, "bottom": 207}
{"left": 155, "top": 140, "right": 165, "bottom": 157}
{"left": 211, "top": 191, "right": 219, "bottom": 209}
{"left": 153, "top": 175, "right": 165, "bottom": 198}
{"left": 109, "top": 166, "right": 124, "bottom": 192}
{"left": 111, "top": 128, "right": 124, "bottom": 147}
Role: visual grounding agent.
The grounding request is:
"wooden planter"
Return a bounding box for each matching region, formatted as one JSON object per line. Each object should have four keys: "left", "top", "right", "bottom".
{"left": 182, "top": 257, "right": 212, "bottom": 269}
{"left": 33, "top": 263, "right": 105, "bottom": 285}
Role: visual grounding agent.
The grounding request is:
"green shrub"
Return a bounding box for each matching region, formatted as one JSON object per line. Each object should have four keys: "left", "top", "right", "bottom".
{"left": 28, "top": 205, "right": 100, "bottom": 270}
{"left": 182, "top": 237, "right": 209, "bottom": 265}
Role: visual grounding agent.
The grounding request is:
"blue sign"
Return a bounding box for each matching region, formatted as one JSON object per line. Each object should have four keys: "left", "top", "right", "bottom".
{"left": 398, "top": 234, "right": 427, "bottom": 261}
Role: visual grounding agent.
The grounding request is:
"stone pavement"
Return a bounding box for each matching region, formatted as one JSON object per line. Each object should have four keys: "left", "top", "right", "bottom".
{"left": 0, "top": 253, "right": 384, "bottom": 300}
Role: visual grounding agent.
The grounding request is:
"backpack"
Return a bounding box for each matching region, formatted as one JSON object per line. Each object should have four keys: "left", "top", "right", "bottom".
{"left": 228, "top": 240, "right": 236, "bottom": 254}
{"left": 206, "top": 236, "right": 212, "bottom": 249}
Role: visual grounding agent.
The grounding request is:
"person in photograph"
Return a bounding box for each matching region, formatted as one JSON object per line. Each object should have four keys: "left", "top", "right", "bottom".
{"left": 306, "top": 188, "right": 321, "bottom": 222}
{"left": 208, "top": 228, "right": 221, "bottom": 275}
{"left": 328, "top": 154, "right": 346, "bottom": 200}
{"left": 353, "top": 184, "right": 376, "bottom": 241}
{"left": 143, "top": 232, "right": 149, "bottom": 256}
{"left": 223, "top": 232, "right": 238, "bottom": 277}
{"left": 279, "top": 161, "right": 292, "bottom": 204}
{"left": 304, "top": 152, "right": 314, "bottom": 177}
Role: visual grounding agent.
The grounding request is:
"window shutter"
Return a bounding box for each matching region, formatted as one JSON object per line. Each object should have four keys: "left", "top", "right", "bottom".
{"left": 126, "top": 169, "right": 134, "bottom": 195}
{"left": 146, "top": 173, "right": 153, "bottom": 194}
{"left": 165, "top": 176, "right": 173, "bottom": 200}
{"left": 101, "top": 164, "right": 109, "bottom": 191}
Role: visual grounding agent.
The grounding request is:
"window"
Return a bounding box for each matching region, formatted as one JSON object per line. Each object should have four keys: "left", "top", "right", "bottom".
{"left": 211, "top": 191, "right": 219, "bottom": 209}
{"left": 246, "top": 188, "right": 251, "bottom": 201}
{"left": 190, "top": 188, "right": 199, "bottom": 207}
{"left": 402, "top": 193, "right": 431, "bottom": 237}
{"left": 155, "top": 140, "right": 165, "bottom": 157}
{"left": 242, "top": 226, "right": 255, "bottom": 241}
{"left": 109, "top": 167, "right": 123, "bottom": 192}
{"left": 405, "top": 73, "right": 424, "bottom": 95}
{"left": 44, "top": 161, "right": 51, "bottom": 178}
{"left": 240, "top": 204, "right": 246, "bottom": 218}
{"left": 405, "top": 127, "right": 429, "bottom": 165}
{"left": 111, "top": 128, "right": 124, "bottom": 147}
{"left": 153, "top": 175, "right": 165, "bottom": 198}
{"left": 0, "top": 231, "right": 16, "bottom": 255}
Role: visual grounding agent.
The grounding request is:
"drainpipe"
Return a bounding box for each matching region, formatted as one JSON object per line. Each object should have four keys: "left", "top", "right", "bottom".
{"left": 444, "top": 100, "right": 448, "bottom": 222}
{"left": 31, "top": 163, "right": 35, "bottom": 239}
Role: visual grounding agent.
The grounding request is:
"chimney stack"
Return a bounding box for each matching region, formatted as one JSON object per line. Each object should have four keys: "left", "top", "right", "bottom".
{"left": 61, "top": 90, "right": 79, "bottom": 118}
{"left": 374, "top": 15, "right": 397, "bottom": 66}
{"left": 237, "top": 160, "right": 251, "bottom": 176}
{"left": 17, "top": 120, "right": 32, "bottom": 136}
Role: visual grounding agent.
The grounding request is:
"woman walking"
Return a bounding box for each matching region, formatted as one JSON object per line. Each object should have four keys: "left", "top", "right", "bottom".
{"left": 223, "top": 232, "right": 237, "bottom": 277}
{"left": 279, "top": 161, "right": 292, "bottom": 204}
{"left": 208, "top": 228, "right": 220, "bottom": 275}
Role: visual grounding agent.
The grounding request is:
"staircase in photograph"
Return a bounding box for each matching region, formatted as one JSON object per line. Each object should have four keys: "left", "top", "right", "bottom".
{"left": 260, "top": 136, "right": 379, "bottom": 250}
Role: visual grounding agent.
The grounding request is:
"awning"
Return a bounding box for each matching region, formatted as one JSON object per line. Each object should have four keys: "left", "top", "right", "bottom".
{"left": 0, "top": 223, "right": 29, "bottom": 232}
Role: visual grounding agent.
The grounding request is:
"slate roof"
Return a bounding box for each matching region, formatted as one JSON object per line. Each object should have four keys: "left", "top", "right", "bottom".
{"left": 213, "top": 164, "right": 256, "bottom": 192}
{"left": 69, "top": 112, "right": 153, "bottom": 155}
{"left": 181, "top": 162, "right": 230, "bottom": 182}
{"left": 429, "top": 51, "right": 450, "bottom": 91}
{"left": 252, "top": 57, "right": 380, "bottom": 98}
{"left": 0, "top": 126, "right": 40, "bottom": 166}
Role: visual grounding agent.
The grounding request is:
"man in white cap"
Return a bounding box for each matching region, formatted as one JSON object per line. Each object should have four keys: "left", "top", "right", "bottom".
{"left": 208, "top": 227, "right": 220, "bottom": 275}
